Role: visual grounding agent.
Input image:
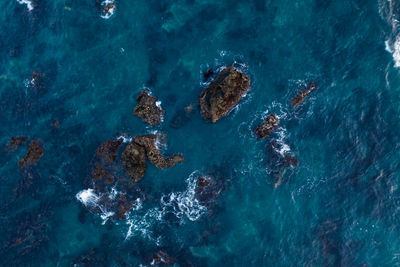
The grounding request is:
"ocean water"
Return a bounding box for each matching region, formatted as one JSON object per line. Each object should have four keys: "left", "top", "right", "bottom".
{"left": 1, "top": 0, "right": 400, "bottom": 266}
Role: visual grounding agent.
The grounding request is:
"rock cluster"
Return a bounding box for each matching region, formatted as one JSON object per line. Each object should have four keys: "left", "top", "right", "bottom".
{"left": 7, "top": 136, "right": 27, "bottom": 150}
{"left": 18, "top": 141, "right": 44, "bottom": 167}
{"left": 254, "top": 113, "right": 279, "bottom": 139}
{"left": 291, "top": 82, "right": 318, "bottom": 106}
{"left": 121, "top": 142, "right": 146, "bottom": 182}
{"left": 122, "top": 134, "right": 184, "bottom": 182}
{"left": 199, "top": 66, "right": 250, "bottom": 123}
{"left": 133, "top": 90, "right": 164, "bottom": 126}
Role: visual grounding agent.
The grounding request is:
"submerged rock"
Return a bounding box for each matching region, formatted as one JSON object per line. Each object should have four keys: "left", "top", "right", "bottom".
{"left": 199, "top": 66, "right": 250, "bottom": 123}
{"left": 133, "top": 90, "right": 164, "bottom": 126}
{"left": 291, "top": 82, "right": 318, "bottom": 106}
{"left": 196, "top": 176, "right": 223, "bottom": 204}
{"left": 134, "top": 135, "right": 184, "bottom": 169}
{"left": 254, "top": 113, "right": 278, "bottom": 139}
{"left": 7, "top": 136, "right": 27, "bottom": 150}
{"left": 96, "top": 138, "right": 123, "bottom": 165}
{"left": 170, "top": 104, "right": 196, "bottom": 129}
{"left": 150, "top": 251, "right": 175, "bottom": 266}
{"left": 266, "top": 140, "right": 298, "bottom": 188}
{"left": 121, "top": 141, "right": 146, "bottom": 182}
{"left": 18, "top": 141, "right": 44, "bottom": 167}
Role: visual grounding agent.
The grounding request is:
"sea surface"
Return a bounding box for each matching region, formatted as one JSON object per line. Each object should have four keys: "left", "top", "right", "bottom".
{"left": 1, "top": 0, "right": 400, "bottom": 266}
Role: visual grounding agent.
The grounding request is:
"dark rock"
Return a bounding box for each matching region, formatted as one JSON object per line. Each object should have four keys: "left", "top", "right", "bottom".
{"left": 121, "top": 141, "right": 146, "bottom": 182}
{"left": 199, "top": 66, "right": 250, "bottom": 123}
{"left": 96, "top": 138, "right": 123, "bottom": 165}
{"left": 133, "top": 90, "right": 164, "bottom": 126}
{"left": 203, "top": 69, "right": 214, "bottom": 80}
{"left": 254, "top": 113, "right": 278, "bottom": 139}
{"left": 7, "top": 136, "right": 27, "bottom": 150}
{"left": 91, "top": 162, "right": 115, "bottom": 184}
{"left": 134, "top": 135, "right": 184, "bottom": 169}
{"left": 291, "top": 82, "right": 318, "bottom": 106}
{"left": 18, "top": 141, "right": 44, "bottom": 167}
{"left": 195, "top": 176, "right": 222, "bottom": 204}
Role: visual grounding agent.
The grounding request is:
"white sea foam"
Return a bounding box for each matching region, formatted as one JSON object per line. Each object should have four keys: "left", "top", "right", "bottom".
{"left": 161, "top": 171, "right": 206, "bottom": 222}
{"left": 116, "top": 135, "right": 133, "bottom": 143}
{"left": 76, "top": 189, "right": 100, "bottom": 207}
{"left": 124, "top": 172, "right": 206, "bottom": 240}
{"left": 275, "top": 128, "right": 292, "bottom": 156}
{"left": 17, "top": 0, "right": 34, "bottom": 11}
{"left": 76, "top": 188, "right": 120, "bottom": 224}
{"left": 100, "top": 0, "right": 116, "bottom": 19}
{"left": 385, "top": 36, "right": 400, "bottom": 68}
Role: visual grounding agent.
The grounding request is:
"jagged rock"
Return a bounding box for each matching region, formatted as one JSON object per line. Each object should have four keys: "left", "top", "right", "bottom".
{"left": 254, "top": 113, "right": 278, "bottom": 139}
{"left": 18, "top": 141, "right": 44, "bottom": 167}
{"left": 291, "top": 82, "right": 318, "bottom": 106}
{"left": 134, "top": 135, "right": 184, "bottom": 169}
{"left": 133, "top": 90, "right": 164, "bottom": 126}
{"left": 7, "top": 136, "right": 26, "bottom": 150}
{"left": 121, "top": 141, "right": 146, "bottom": 182}
{"left": 199, "top": 66, "right": 250, "bottom": 123}
{"left": 96, "top": 138, "right": 123, "bottom": 165}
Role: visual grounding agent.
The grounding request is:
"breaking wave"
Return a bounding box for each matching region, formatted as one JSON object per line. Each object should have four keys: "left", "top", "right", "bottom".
{"left": 124, "top": 171, "right": 206, "bottom": 240}
{"left": 17, "top": 0, "right": 34, "bottom": 11}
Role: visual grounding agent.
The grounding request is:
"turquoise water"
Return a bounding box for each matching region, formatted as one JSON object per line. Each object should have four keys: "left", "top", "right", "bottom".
{"left": 2, "top": 0, "right": 400, "bottom": 266}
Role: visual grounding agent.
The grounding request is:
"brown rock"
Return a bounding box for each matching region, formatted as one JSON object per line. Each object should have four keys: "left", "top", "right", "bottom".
{"left": 199, "top": 66, "right": 250, "bottom": 123}
{"left": 291, "top": 82, "right": 318, "bottom": 106}
{"left": 254, "top": 113, "right": 278, "bottom": 139}
{"left": 7, "top": 136, "right": 27, "bottom": 150}
{"left": 92, "top": 163, "right": 114, "bottom": 184}
{"left": 121, "top": 141, "right": 147, "bottom": 182}
{"left": 18, "top": 141, "right": 44, "bottom": 167}
{"left": 96, "top": 138, "right": 123, "bottom": 165}
{"left": 133, "top": 90, "right": 164, "bottom": 126}
{"left": 134, "top": 135, "right": 184, "bottom": 169}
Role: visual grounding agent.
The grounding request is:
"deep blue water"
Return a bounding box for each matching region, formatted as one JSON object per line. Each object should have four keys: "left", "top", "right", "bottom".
{"left": 2, "top": 0, "right": 400, "bottom": 266}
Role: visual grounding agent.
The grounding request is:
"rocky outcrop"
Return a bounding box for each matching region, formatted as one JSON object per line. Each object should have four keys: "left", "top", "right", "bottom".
{"left": 134, "top": 135, "right": 184, "bottom": 169}
{"left": 96, "top": 139, "right": 123, "bottom": 165}
{"left": 291, "top": 82, "right": 318, "bottom": 106}
{"left": 121, "top": 134, "right": 184, "bottom": 182}
{"left": 199, "top": 66, "right": 250, "bottom": 123}
{"left": 133, "top": 90, "right": 164, "bottom": 126}
{"left": 254, "top": 113, "right": 278, "bottom": 139}
{"left": 7, "top": 136, "right": 26, "bottom": 150}
{"left": 121, "top": 141, "right": 146, "bottom": 182}
{"left": 18, "top": 141, "right": 44, "bottom": 167}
